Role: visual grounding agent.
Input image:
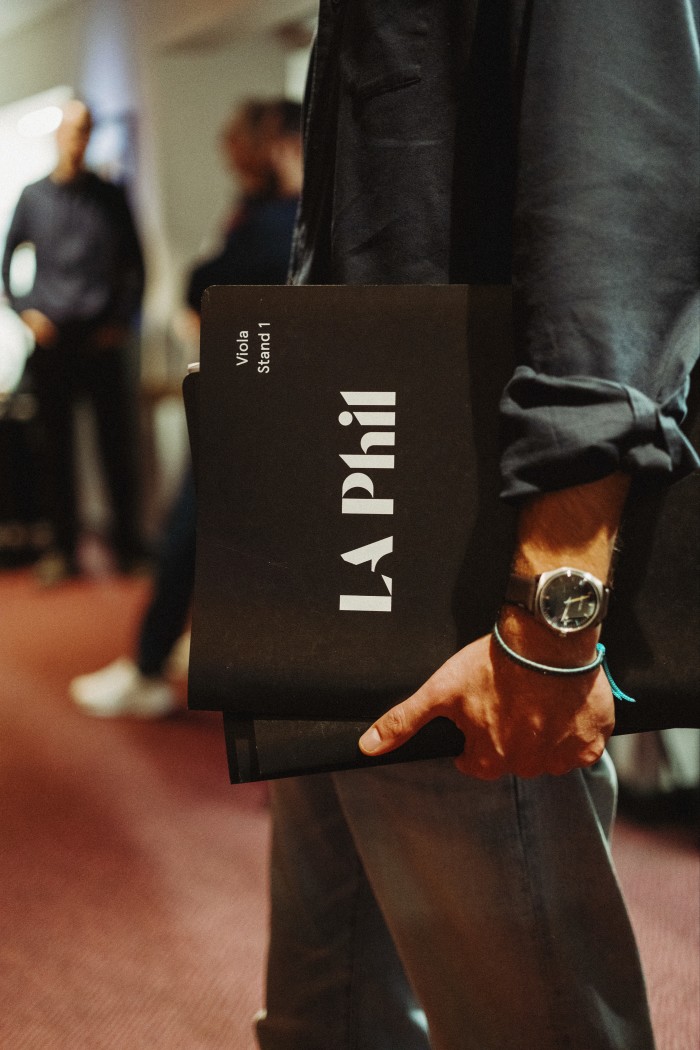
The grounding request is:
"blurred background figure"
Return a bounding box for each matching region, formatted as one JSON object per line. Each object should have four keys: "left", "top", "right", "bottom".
{"left": 1, "top": 98, "right": 146, "bottom": 585}
{"left": 69, "top": 96, "right": 302, "bottom": 719}
{"left": 185, "top": 97, "right": 303, "bottom": 313}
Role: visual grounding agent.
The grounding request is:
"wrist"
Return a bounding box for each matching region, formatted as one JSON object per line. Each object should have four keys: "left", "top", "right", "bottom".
{"left": 497, "top": 605, "right": 601, "bottom": 668}
{"left": 492, "top": 621, "right": 605, "bottom": 677}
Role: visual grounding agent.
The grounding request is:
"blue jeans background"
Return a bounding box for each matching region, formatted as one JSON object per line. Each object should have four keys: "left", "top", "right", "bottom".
{"left": 137, "top": 467, "right": 196, "bottom": 676}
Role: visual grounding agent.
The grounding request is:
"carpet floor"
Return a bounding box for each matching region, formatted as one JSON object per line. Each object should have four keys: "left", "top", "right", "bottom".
{"left": 0, "top": 567, "right": 697, "bottom": 1049}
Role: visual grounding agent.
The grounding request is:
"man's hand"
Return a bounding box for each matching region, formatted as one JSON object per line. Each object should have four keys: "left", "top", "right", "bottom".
{"left": 359, "top": 472, "right": 629, "bottom": 779}
{"left": 359, "top": 630, "right": 615, "bottom": 779}
{"left": 20, "top": 309, "right": 58, "bottom": 348}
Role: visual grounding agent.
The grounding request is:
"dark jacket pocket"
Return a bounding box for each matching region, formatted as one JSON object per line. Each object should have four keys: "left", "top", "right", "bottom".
{"left": 339, "top": 0, "right": 433, "bottom": 101}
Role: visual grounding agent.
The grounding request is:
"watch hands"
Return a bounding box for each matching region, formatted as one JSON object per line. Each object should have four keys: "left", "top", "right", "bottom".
{"left": 560, "top": 595, "right": 593, "bottom": 624}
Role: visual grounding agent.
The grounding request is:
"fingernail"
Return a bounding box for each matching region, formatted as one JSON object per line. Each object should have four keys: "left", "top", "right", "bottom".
{"left": 359, "top": 726, "right": 383, "bottom": 754}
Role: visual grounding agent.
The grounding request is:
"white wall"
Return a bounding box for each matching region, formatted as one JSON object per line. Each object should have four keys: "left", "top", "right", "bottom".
{"left": 147, "top": 36, "right": 289, "bottom": 317}
{"left": 0, "top": 0, "right": 86, "bottom": 107}
{"left": 0, "top": 0, "right": 313, "bottom": 380}
{"left": 146, "top": 0, "right": 313, "bottom": 48}
{"left": 0, "top": 0, "right": 313, "bottom": 534}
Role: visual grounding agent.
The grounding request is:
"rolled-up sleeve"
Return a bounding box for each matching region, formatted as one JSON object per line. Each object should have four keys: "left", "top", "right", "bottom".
{"left": 501, "top": 0, "right": 700, "bottom": 501}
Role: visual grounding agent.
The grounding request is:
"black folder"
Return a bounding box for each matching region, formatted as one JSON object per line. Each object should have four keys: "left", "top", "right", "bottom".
{"left": 186, "top": 284, "right": 699, "bottom": 783}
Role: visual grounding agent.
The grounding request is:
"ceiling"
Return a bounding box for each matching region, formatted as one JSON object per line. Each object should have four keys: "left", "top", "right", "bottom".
{"left": 0, "top": 0, "right": 74, "bottom": 40}
{"left": 0, "top": 0, "right": 315, "bottom": 49}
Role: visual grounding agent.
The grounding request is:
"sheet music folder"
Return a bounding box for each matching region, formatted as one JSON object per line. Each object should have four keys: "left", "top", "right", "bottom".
{"left": 186, "top": 284, "right": 699, "bottom": 783}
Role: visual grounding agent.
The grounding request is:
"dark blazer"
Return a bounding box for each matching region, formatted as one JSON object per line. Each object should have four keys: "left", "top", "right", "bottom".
{"left": 292, "top": 0, "right": 699, "bottom": 500}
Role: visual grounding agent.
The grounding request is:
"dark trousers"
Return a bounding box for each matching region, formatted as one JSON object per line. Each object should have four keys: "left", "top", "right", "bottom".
{"left": 28, "top": 327, "right": 141, "bottom": 564}
{"left": 137, "top": 467, "right": 196, "bottom": 676}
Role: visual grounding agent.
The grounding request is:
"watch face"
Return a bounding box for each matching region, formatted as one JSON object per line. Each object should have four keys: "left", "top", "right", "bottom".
{"left": 538, "top": 569, "right": 601, "bottom": 633}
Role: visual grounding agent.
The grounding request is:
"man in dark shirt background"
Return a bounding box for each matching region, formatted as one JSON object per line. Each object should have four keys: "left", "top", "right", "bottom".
{"left": 2, "top": 98, "right": 146, "bottom": 584}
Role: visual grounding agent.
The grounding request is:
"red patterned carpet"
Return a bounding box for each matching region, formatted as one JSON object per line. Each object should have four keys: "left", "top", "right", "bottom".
{"left": 0, "top": 567, "right": 697, "bottom": 1049}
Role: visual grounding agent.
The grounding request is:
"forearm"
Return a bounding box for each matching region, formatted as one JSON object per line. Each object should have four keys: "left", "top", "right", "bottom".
{"left": 499, "top": 472, "right": 631, "bottom": 666}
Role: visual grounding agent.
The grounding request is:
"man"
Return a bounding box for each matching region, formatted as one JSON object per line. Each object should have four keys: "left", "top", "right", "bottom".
{"left": 186, "top": 99, "right": 303, "bottom": 310}
{"left": 255, "top": 3, "right": 699, "bottom": 1049}
{"left": 69, "top": 99, "right": 303, "bottom": 718}
{"left": 2, "top": 99, "right": 145, "bottom": 583}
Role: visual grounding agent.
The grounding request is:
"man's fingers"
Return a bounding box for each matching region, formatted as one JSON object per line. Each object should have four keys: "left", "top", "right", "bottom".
{"left": 454, "top": 751, "right": 505, "bottom": 781}
{"left": 358, "top": 689, "right": 440, "bottom": 756}
{"left": 358, "top": 635, "right": 613, "bottom": 777}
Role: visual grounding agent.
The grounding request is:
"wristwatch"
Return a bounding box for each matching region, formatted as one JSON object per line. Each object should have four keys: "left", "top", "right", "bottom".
{"left": 504, "top": 567, "right": 611, "bottom": 635}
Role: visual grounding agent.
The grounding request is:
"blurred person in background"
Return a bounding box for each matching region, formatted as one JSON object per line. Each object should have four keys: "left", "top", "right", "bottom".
{"left": 1, "top": 99, "right": 145, "bottom": 585}
{"left": 185, "top": 98, "right": 303, "bottom": 310}
{"left": 68, "top": 97, "right": 303, "bottom": 718}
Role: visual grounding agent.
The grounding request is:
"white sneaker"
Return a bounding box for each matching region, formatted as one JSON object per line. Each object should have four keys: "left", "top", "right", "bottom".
{"left": 69, "top": 657, "right": 177, "bottom": 719}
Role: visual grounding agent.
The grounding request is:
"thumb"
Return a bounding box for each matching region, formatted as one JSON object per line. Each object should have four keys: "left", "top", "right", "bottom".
{"left": 358, "top": 691, "right": 437, "bottom": 756}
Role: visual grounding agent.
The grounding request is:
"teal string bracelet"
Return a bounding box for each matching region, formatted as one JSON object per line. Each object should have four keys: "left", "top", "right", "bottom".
{"left": 492, "top": 622, "right": 635, "bottom": 702}
{"left": 600, "top": 654, "right": 636, "bottom": 704}
{"left": 492, "top": 621, "right": 604, "bottom": 675}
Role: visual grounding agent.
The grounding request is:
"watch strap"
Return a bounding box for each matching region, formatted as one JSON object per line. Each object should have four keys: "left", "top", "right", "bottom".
{"left": 503, "top": 573, "right": 538, "bottom": 612}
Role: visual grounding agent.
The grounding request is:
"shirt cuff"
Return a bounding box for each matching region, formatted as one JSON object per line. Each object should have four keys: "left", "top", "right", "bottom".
{"left": 499, "top": 366, "right": 700, "bottom": 503}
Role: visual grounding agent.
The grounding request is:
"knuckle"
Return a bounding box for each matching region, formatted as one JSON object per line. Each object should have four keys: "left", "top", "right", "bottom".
{"left": 383, "top": 706, "right": 407, "bottom": 738}
{"left": 456, "top": 753, "right": 505, "bottom": 782}
{"left": 547, "top": 733, "right": 606, "bottom": 775}
{"left": 422, "top": 676, "right": 453, "bottom": 714}
{"left": 580, "top": 740, "right": 606, "bottom": 767}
